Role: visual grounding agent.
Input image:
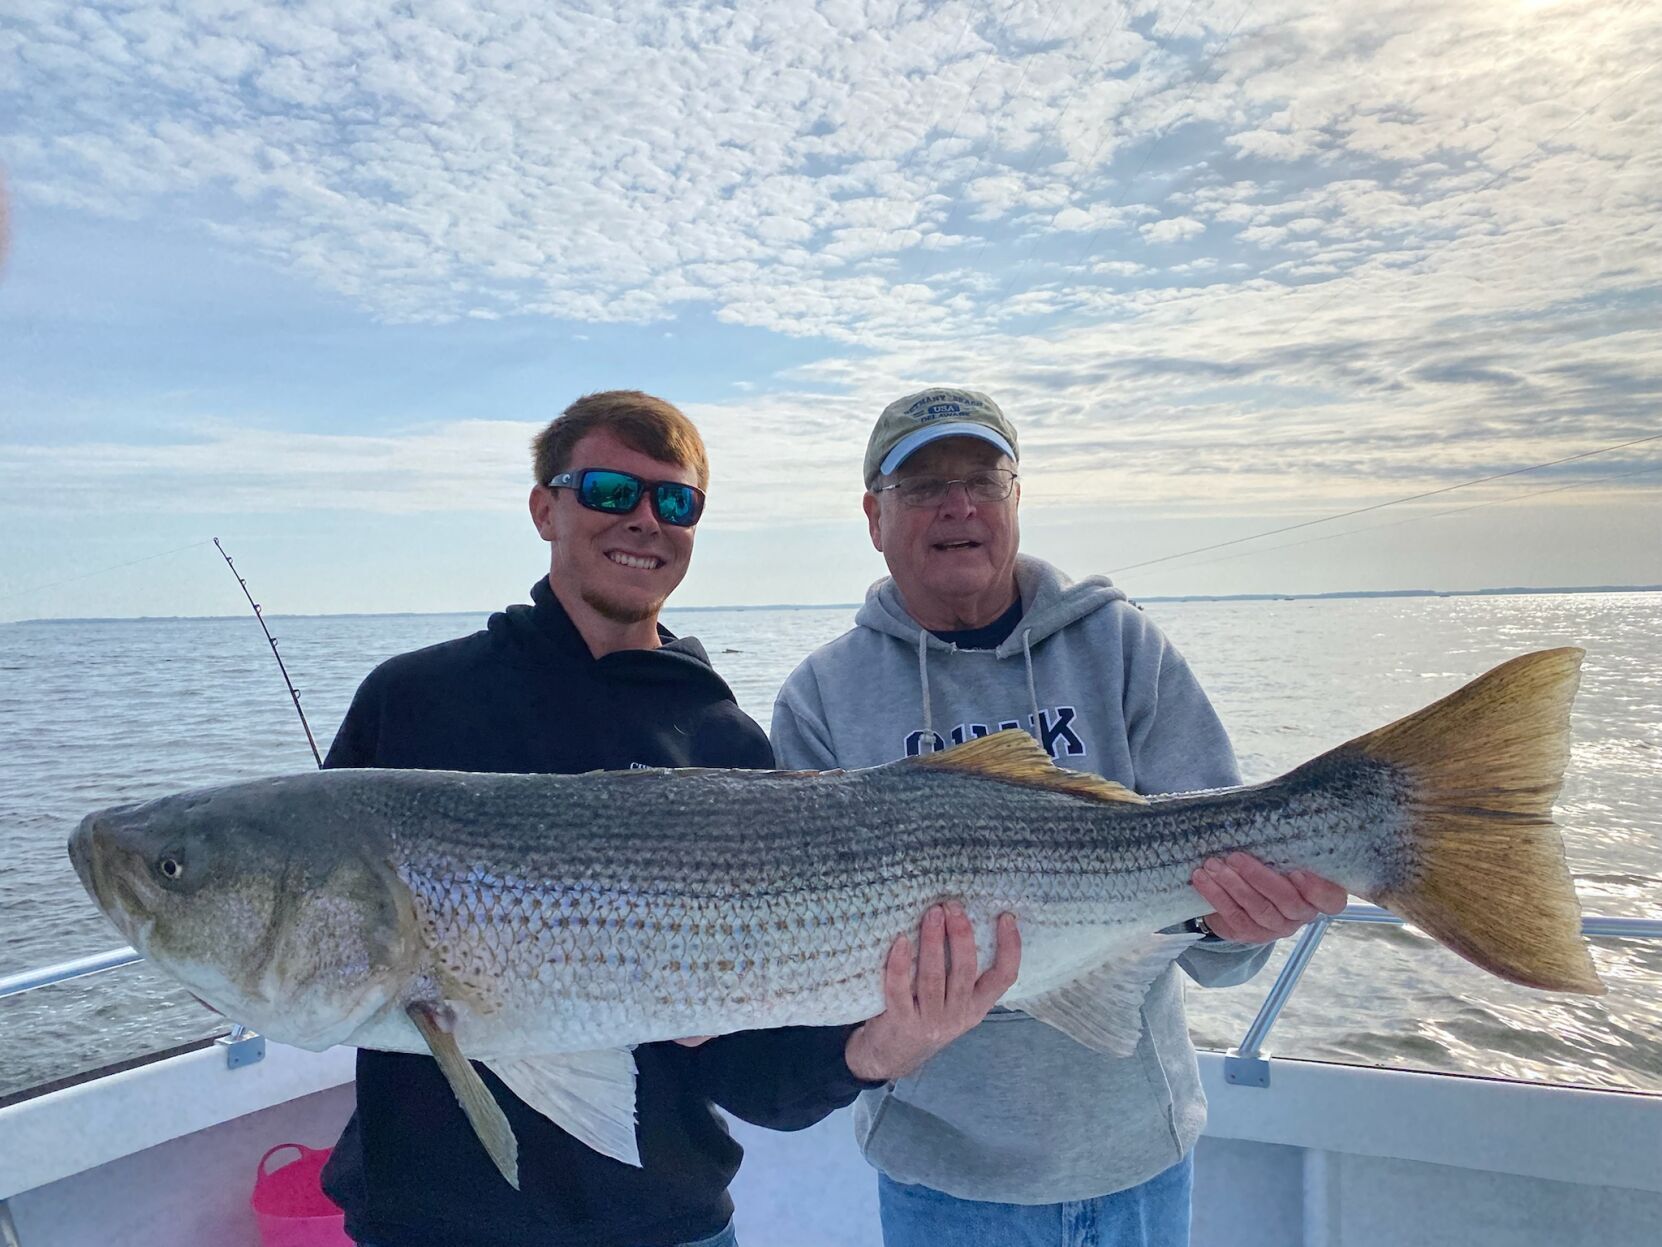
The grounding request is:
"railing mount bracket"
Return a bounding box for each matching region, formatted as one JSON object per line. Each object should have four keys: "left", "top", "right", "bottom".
{"left": 216, "top": 1027, "right": 265, "bottom": 1070}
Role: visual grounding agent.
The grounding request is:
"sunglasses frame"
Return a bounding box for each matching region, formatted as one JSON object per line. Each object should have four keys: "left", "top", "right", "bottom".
{"left": 545, "top": 467, "right": 707, "bottom": 528}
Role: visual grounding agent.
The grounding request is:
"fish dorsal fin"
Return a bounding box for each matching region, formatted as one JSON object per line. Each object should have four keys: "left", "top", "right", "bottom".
{"left": 911, "top": 728, "right": 1146, "bottom": 804}
{"left": 1007, "top": 932, "right": 1199, "bottom": 1056}
{"left": 489, "top": 1048, "right": 641, "bottom": 1167}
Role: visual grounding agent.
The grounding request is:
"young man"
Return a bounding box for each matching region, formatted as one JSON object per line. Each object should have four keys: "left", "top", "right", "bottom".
{"left": 771, "top": 387, "right": 1347, "bottom": 1247}
{"left": 322, "top": 391, "right": 1016, "bottom": 1247}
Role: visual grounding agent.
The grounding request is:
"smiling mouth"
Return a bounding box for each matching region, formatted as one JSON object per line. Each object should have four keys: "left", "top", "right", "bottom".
{"left": 607, "top": 551, "right": 664, "bottom": 570}
{"left": 933, "top": 540, "right": 982, "bottom": 552}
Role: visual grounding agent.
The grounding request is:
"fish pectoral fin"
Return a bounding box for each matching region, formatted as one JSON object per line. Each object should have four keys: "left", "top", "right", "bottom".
{"left": 407, "top": 1001, "right": 520, "bottom": 1190}
{"left": 489, "top": 1048, "right": 642, "bottom": 1168}
{"left": 911, "top": 728, "right": 1146, "bottom": 803}
{"left": 1007, "top": 932, "right": 1200, "bottom": 1057}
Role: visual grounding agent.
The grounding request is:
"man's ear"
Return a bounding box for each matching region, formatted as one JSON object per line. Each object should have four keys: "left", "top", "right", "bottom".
{"left": 862, "top": 490, "right": 883, "bottom": 552}
{"left": 530, "top": 484, "right": 559, "bottom": 541}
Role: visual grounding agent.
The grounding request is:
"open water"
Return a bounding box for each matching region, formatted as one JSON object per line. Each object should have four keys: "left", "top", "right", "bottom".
{"left": 1, "top": 590, "right": 1658, "bottom": 1101}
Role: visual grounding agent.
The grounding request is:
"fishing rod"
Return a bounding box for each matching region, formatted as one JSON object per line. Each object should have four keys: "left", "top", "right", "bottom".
{"left": 213, "top": 538, "right": 323, "bottom": 770}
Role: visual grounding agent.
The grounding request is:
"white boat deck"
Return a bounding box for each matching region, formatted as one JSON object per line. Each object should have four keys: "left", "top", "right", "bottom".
{"left": 3, "top": 1039, "right": 1658, "bottom": 1247}
{"left": 5, "top": 907, "right": 1659, "bottom": 1245}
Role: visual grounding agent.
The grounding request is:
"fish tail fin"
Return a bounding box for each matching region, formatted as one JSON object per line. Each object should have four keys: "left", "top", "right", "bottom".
{"left": 1348, "top": 647, "right": 1603, "bottom": 995}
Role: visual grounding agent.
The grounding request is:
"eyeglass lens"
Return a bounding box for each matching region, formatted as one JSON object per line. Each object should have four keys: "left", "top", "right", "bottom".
{"left": 895, "top": 470, "right": 1015, "bottom": 506}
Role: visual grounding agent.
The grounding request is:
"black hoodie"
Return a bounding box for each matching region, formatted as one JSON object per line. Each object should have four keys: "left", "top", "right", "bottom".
{"left": 319, "top": 579, "right": 873, "bottom": 1247}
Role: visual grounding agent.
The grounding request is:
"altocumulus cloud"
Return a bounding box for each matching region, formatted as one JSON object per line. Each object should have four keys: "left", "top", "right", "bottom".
{"left": 1, "top": 0, "right": 1659, "bottom": 523}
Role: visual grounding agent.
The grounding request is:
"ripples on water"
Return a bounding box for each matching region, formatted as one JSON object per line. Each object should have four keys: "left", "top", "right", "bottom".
{"left": 1, "top": 592, "right": 1657, "bottom": 1100}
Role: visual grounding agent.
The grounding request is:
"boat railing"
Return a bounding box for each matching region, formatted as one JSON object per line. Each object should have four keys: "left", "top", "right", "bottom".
{"left": 0, "top": 946, "right": 264, "bottom": 1069}
{"left": 4, "top": 905, "right": 1660, "bottom": 1083}
{"left": 1221, "top": 904, "right": 1662, "bottom": 1086}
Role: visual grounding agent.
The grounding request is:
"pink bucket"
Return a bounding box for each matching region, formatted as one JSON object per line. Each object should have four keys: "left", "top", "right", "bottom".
{"left": 250, "top": 1144, "right": 351, "bottom": 1247}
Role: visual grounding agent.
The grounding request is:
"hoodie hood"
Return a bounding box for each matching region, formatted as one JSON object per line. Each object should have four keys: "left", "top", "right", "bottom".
{"left": 487, "top": 577, "right": 732, "bottom": 693}
{"left": 854, "top": 554, "right": 1128, "bottom": 658}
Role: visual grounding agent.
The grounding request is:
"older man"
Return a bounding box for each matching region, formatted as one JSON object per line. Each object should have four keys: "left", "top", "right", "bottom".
{"left": 771, "top": 387, "right": 1346, "bottom": 1247}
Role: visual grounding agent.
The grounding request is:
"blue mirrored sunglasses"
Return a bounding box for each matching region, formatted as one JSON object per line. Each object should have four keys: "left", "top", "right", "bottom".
{"left": 546, "top": 468, "right": 706, "bottom": 528}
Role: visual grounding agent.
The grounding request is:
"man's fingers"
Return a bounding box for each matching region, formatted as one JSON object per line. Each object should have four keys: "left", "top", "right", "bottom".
{"left": 1196, "top": 864, "right": 1283, "bottom": 931}
{"left": 883, "top": 933, "right": 915, "bottom": 1014}
{"left": 1191, "top": 866, "right": 1261, "bottom": 940}
{"left": 1291, "top": 869, "right": 1349, "bottom": 915}
{"left": 914, "top": 906, "right": 948, "bottom": 1006}
{"left": 973, "top": 913, "right": 1021, "bottom": 1006}
{"left": 1189, "top": 867, "right": 1230, "bottom": 914}
{"left": 1202, "top": 858, "right": 1295, "bottom": 933}
{"left": 1226, "top": 853, "right": 1319, "bottom": 925}
{"left": 942, "top": 902, "right": 977, "bottom": 1004}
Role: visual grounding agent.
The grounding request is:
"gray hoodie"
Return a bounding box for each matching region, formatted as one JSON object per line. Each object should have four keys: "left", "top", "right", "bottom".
{"left": 770, "top": 554, "right": 1272, "bottom": 1204}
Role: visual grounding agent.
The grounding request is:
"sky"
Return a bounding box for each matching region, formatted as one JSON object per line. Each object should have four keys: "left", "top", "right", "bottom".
{"left": 1, "top": 0, "right": 1658, "bottom": 621}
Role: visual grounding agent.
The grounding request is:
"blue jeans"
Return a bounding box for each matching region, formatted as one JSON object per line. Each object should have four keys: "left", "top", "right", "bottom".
{"left": 877, "top": 1153, "right": 1193, "bottom": 1247}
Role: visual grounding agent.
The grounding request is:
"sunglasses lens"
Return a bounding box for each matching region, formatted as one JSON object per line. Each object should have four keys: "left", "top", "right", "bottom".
{"left": 581, "top": 470, "right": 643, "bottom": 513}
{"left": 654, "top": 483, "right": 703, "bottom": 527}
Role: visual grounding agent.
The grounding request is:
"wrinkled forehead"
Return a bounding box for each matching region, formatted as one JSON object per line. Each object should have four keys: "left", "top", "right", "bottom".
{"left": 893, "top": 436, "right": 1014, "bottom": 478}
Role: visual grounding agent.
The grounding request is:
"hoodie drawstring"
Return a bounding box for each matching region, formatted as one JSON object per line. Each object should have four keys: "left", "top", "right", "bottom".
{"left": 916, "top": 626, "right": 1042, "bottom": 754}
{"left": 1021, "top": 628, "right": 1042, "bottom": 741}
{"left": 917, "top": 628, "right": 936, "bottom": 752}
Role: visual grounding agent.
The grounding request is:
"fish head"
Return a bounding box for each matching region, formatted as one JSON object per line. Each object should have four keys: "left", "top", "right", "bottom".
{"left": 69, "top": 776, "right": 419, "bottom": 1049}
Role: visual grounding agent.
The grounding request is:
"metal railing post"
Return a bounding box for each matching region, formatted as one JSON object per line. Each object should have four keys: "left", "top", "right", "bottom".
{"left": 1224, "top": 915, "right": 1333, "bottom": 1088}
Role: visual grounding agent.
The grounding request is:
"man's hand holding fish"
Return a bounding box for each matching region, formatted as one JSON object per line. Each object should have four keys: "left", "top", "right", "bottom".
{"left": 1192, "top": 853, "right": 1350, "bottom": 943}
{"left": 846, "top": 902, "right": 1022, "bottom": 1082}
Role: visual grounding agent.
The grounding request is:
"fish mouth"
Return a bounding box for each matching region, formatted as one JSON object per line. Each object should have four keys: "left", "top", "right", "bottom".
{"left": 69, "top": 813, "right": 113, "bottom": 916}
{"left": 69, "top": 809, "right": 152, "bottom": 947}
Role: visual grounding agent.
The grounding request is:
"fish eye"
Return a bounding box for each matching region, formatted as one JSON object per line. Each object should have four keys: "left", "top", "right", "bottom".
{"left": 159, "top": 856, "right": 184, "bottom": 881}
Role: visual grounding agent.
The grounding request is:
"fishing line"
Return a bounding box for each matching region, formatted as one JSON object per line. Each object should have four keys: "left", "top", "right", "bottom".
{"left": 1126, "top": 461, "right": 1662, "bottom": 582}
{"left": 1096, "top": 430, "right": 1662, "bottom": 576}
{"left": 0, "top": 539, "right": 215, "bottom": 606}
{"left": 213, "top": 538, "right": 323, "bottom": 769}
{"left": 1040, "top": 28, "right": 1661, "bottom": 582}
{"left": 1450, "top": 51, "right": 1662, "bottom": 219}
{"left": 891, "top": 0, "right": 986, "bottom": 180}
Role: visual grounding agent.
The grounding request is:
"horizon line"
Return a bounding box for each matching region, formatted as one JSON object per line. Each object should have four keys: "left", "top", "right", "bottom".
{"left": 5, "top": 583, "right": 1660, "bottom": 627}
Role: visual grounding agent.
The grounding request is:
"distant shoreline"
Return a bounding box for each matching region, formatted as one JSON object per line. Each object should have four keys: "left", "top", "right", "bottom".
{"left": 7, "top": 584, "right": 1661, "bottom": 626}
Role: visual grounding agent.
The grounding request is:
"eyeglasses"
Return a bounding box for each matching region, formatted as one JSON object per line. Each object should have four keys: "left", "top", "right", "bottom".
{"left": 546, "top": 468, "right": 707, "bottom": 527}
{"left": 873, "top": 468, "right": 1018, "bottom": 509}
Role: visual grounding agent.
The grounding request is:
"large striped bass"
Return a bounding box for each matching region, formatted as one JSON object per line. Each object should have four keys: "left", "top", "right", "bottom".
{"left": 69, "top": 648, "right": 1602, "bottom": 1187}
